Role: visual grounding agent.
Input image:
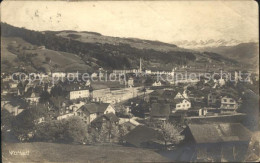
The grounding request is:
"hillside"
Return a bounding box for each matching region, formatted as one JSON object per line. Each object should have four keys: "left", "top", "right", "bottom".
{"left": 1, "top": 23, "right": 240, "bottom": 73}
{"left": 1, "top": 37, "right": 93, "bottom": 73}
{"left": 56, "top": 31, "right": 185, "bottom": 52}
{"left": 196, "top": 42, "right": 259, "bottom": 68}
{"left": 2, "top": 142, "right": 169, "bottom": 162}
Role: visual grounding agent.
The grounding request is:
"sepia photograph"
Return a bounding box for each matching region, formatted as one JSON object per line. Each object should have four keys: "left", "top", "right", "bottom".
{"left": 1, "top": 0, "right": 259, "bottom": 162}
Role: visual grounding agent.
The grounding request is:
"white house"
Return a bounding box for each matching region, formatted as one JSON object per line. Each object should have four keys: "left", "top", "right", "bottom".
{"left": 220, "top": 96, "right": 238, "bottom": 110}
{"left": 3, "top": 103, "right": 24, "bottom": 116}
{"left": 85, "top": 80, "right": 91, "bottom": 86}
{"left": 127, "top": 77, "right": 134, "bottom": 87}
{"left": 77, "top": 103, "right": 115, "bottom": 124}
{"left": 91, "top": 73, "right": 98, "bottom": 78}
{"left": 174, "top": 90, "right": 188, "bottom": 99}
{"left": 69, "top": 101, "right": 86, "bottom": 112}
{"left": 52, "top": 72, "right": 66, "bottom": 78}
{"left": 70, "top": 89, "right": 90, "bottom": 100}
{"left": 57, "top": 113, "right": 75, "bottom": 120}
{"left": 152, "top": 81, "right": 162, "bottom": 87}
{"left": 9, "top": 82, "right": 18, "bottom": 89}
{"left": 174, "top": 99, "right": 191, "bottom": 111}
{"left": 25, "top": 92, "right": 40, "bottom": 104}
{"left": 145, "top": 70, "right": 152, "bottom": 74}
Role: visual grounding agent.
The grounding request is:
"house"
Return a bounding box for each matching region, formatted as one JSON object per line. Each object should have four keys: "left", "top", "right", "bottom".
{"left": 91, "top": 73, "right": 98, "bottom": 78}
{"left": 91, "top": 112, "right": 119, "bottom": 129}
{"left": 145, "top": 70, "right": 152, "bottom": 74}
{"left": 57, "top": 113, "right": 75, "bottom": 120}
{"left": 184, "top": 123, "right": 252, "bottom": 162}
{"left": 119, "top": 118, "right": 141, "bottom": 131}
{"left": 62, "top": 83, "right": 90, "bottom": 100}
{"left": 9, "top": 82, "right": 18, "bottom": 89}
{"left": 150, "top": 103, "right": 170, "bottom": 121}
{"left": 207, "top": 92, "right": 221, "bottom": 107}
{"left": 68, "top": 101, "right": 85, "bottom": 112}
{"left": 174, "top": 90, "right": 188, "bottom": 99}
{"left": 173, "top": 99, "right": 191, "bottom": 112}
{"left": 123, "top": 125, "right": 164, "bottom": 149}
{"left": 152, "top": 81, "right": 162, "bottom": 87}
{"left": 77, "top": 103, "right": 115, "bottom": 124}
{"left": 220, "top": 96, "right": 238, "bottom": 111}
{"left": 149, "top": 89, "right": 165, "bottom": 103}
{"left": 24, "top": 91, "right": 40, "bottom": 104}
{"left": 127, "top": 77, "right": 134, "bottom": 87}
{"left": 2, "top": 103, "right": 24, "bottom": 116}
{"left": 69, "top": 88, "right": 89, "bottom": 100}
{"left": 52, "top": 72, "right": 66, "bottom": 78}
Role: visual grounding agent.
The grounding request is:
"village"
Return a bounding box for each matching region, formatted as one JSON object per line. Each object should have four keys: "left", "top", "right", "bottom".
{"left": 1, "top": 57, "right": 259, "bottom": 162}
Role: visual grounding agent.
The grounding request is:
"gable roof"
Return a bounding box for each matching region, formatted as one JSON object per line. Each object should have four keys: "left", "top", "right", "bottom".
{"left": 63, "top": 83, "right": 89, "bottom": 92}
{"left": 162, "top": 90, "right": 178, "bottom": 97}
{"left": 91, "top": 83, "right": 109, "bottom": 90}
{"left": 150, "top": 103, "right": 170, "bottom": 117}
{"left": 79, "top": 103, "right": 110, "bottom": 114}
{"left": 188, "top": 123, "right": 252, "bottom": 144}
{"left": 92, "top": 113, "right": 119, "bottom": 124}
{"left": 149, "top": 90, "right": 165, "bottom": 96}
{"left": 123, "top": 126, "right": 161, "bottom": 147}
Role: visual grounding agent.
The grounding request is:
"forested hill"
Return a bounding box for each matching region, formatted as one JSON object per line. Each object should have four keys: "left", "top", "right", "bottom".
{"left": 1, "top": 23, "right": 238, "bottom": 72}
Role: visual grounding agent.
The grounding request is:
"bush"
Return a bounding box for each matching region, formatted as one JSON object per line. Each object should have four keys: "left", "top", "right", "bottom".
{"left": 34, "top": 117, "right": 89, "bottom": 144}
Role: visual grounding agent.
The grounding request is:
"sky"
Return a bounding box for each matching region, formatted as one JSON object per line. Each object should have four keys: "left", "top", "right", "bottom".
{"left": 1, "top": 0, "right": 258, "bottom": 43}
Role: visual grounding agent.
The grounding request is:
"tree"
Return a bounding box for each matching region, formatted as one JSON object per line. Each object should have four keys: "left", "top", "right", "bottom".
{"left": 97, "top": 124, "right": 109, "bottom": 143}
{"left": 118, "top": 125, "right": 128, "bottom": 143}
{"left": 12, "top": 105, "right": 49, "bottom": 141}
{"left": 39, "top": 91, "right": 50, "bottom": 104}
{"left": 109, "top": 123, "right": 120, "bottom": 143}
{"left": 34, "top": 117, "right": 90, "bottom": 144}
{"left": 12, "top": 109, "right": 38, "bottom": 141}
{"left": 64, "top": 117, "right": 89, "bottom": 144}
{"left": 50, "top": 85, "right": 63, "bottom": 97}
{"left": 1, "top": 109, "right": 14, "bottom": 132}
{"left": 160, "top": 122, "right": 184, "bottom": 148}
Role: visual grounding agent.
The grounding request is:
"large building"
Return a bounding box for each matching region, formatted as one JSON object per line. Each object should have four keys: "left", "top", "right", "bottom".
{"left": 63, "top": 84, "right": 90, "bottom": 100}
{"left": 69, "top": 89, "right": 89, "bottom": 100}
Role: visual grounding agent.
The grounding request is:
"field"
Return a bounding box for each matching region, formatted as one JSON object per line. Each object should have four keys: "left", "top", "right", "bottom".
{"left": 2, "top": 142, "right": 169, "bottom": 162}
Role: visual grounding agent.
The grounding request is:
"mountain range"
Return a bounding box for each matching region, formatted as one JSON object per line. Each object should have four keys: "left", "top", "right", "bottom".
{"left": 173, "top": 39, "right": 256, "bottom": 49}
{"left": 1, "top": 23, "right": 256, "bottom": 74}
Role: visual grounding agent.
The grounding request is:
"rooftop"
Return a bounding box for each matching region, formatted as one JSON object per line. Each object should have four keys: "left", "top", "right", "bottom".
{"left": 79, "top": 103, "right": 111, "bottom": 114}
{"left": 150, "top": 103, "right": 170, "bottom": 117}
{"left": 188, "top": 123, "right": 252, "bottom": 144}
{"left": 123, "top": 125, "right": 162, "bottom": 147}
